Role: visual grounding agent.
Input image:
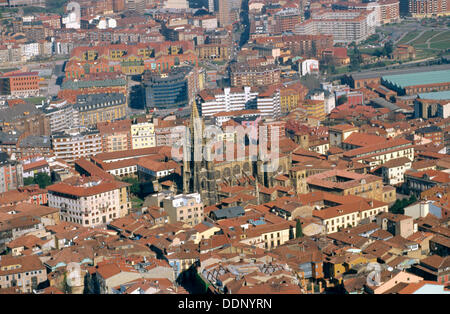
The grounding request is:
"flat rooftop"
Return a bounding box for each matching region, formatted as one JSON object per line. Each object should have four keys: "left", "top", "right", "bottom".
{"left": 350, "top": 64, "right": 450, "bottom": 80}
{"left": 418, "top": 91, "right": 450, "bottom": 100}
{"left": 382, "top": 69, "right": 450, "bottom": 88}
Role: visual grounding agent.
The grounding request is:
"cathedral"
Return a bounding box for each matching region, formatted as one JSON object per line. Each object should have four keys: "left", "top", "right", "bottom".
{"left": 182, "top": 102, "right": 291, "bottom": 206}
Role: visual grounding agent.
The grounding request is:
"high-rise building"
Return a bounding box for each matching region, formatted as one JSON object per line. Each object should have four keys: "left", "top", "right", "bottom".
{"left": 97, "top": 119, "right": 132, "bottom": 153}
{"left": 218, "top": 0, "right": 232, "bottom": 27}
{"left": 125, "top": 0, "right": 146, "bottom": 11}
{"left": 0, "top": 71, "right": 40, "bottom": 98}
{"left": 230, "top": 64, "right": 281, "bottom": 87}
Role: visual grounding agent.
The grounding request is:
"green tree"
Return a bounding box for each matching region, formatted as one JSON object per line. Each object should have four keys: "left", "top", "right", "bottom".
{"left": 121, "top": 176, "right": 141, "bottom": 196}
{"left": 350, "top": 46, "right": 362, "bottom": 71}
{"left": 409, "top": 194, "right": 417, "bottom": 204}
{"left": 337, "top": 95, "right": 348, "bottom": 105}
{"left": 33, "top": 172, "right": 52, "bottom": 189}
{"left": 296, "top": 219, "right": 303, "bottom": 238}
{"left": 389, "top": 95, "right": 396, "bottom": 103}
{"left": 23, "top": 177, "right": 35, "bottom": 186}
{"left": 382, "top": 41, "right": 394, "bottom": 57}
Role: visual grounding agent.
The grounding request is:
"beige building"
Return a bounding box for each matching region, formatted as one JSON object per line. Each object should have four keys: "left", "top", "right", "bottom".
{"left": 0, "top": 255, "right": 47, "bottom": 293}
{"left": 329, "top": 124, "right": 359, "bottom": 148}
{"left": 314, "top": 198, "right": 389, "bottom": 234}
{"left": 162, "top": 193, "right": 204, "bottom": 226}
{"left": 131, "top": 120, "right": 156, "bottom": 149}
{"left": 376, "top": 212, "right": 416, "bottom": 239}
{"left": 47, "top": 177, "right": 131, "bottom": 227}
{"left": 239, "top": 222, "right": 292, "bottom": 250}
{"left": 343, "top": 138, "right": 414, "bottom": 170}
{"left": 75, "top": 93, "right": 127, "bottom": 128}
{"left": 307, "top": 169, "right": 385, "bottom": 202}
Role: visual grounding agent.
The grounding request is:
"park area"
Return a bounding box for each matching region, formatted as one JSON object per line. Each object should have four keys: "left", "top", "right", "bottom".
{"left": 397, "top": 29, "right": 450, "bottom": 59}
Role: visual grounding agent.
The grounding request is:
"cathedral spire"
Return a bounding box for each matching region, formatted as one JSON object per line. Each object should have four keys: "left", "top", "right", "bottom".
{"left": 190, "top": 99, "right": 200, "bottom": 130}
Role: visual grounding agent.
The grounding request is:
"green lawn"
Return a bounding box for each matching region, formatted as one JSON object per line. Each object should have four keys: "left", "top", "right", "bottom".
{"left": 430, "top": 41, "right": 450, "bottom": 50}
{"left": 398, "top": 31, "right": 421, "bottom": 44}
{"left": 359, "top": 48, "right": 378, "bottom": 55}
{"left": 414, "top": 44, "right": 429, "bottom": 49}
{"left": 430, "top": 31, "right": 450, "bottom": 43}
{"left": 410, "top": 30, "right": 440, "bottom": 45}
{"left": 25, "top": 96, "right": 46, "bottom": 104}
{"left": 415, "top": 49, "right": 439, "bottom": 59}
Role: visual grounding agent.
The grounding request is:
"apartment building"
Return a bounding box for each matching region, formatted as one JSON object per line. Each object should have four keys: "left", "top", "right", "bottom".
{"left": 51, "top": 129, "right": 103, "bottom": 164}
{"left": 314, "top": 198, "right": 389, "bottom": 234}
{"left": 162, "top": 193, "right": 204, "bottom": 226}
{"left": 0, "top": 255, "right": 47, "bottom": 293}
{"left": 379, "top": 157, "right": 412, "bottom": 186}
{"left": 407, "top": 0, "right": 450, "bottom": 17}
{"left": 97, "top": 120, "right": 132, "bottom": 153}
{"left": 415, "top": 126, "right": 444, "bottom": 146}
{"left": 47, "top": 177, "right": 130, "bottom": 227}
{"left": 74, "top": 93, "right": 127, "bottom": 127}
{"left": 294, "top": 10, "right": 377, "bottom": 44}
{"left": 256, "top": 87, "right": 281, "bottom": 118}
{"left": 329, "top": 124, "right": 359, "bottom": 148}
{"left": 404, "top": 170, "right": 450, "bottom": 196}
{"left": 196, "top": 44, "right": 231, "bottom": 61}
{"left": 342, "top": 138, "right": 414, "bottom": 169}
{"left": 0, "top": 156, "right": 23, "bottom": 196}
{"left": 230, "top": 64, "right": 281, "bottom": 87}
{"left": 376, "top": 212, "right": 415, "bottom": 238}
{"left": 130, "top": 119, "right": 156, "bottom": 149}
{"left": 197, "top": 86, "right": 258, "bottom": 117}
{"left": 303, "top": 99, "right": 327, "bottom": 121}
{"left": 240, "top": 222, "right": 292, "bottom": 250}
{"left": 0, "top": 216, "right": 46, "bottom": 252}
{"left": 43, "top": 99, "right": 80, "bottom": 134}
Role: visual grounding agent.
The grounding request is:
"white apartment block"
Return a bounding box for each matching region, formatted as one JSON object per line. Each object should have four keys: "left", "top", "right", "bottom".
{"left": 294, "top": 10, "right": 377, "bottom": 43}
{"left": 43, "top": 99, "right": 80, "bottom": 133}
{"left": 381, "top": 158, "right": 412, "bottom": 186}
{"left": 257, "top": 90, "right": 281, "bottom": 118}
{"left": 20, "top": 42, "right": 40, "bottom": 61}
{"left": 131, "top": 122, "right": 156, "bottom": 149}
{"left": 47, "top": 179, "right": 124, "bottom": 227}
{"left": 51, "top": 130, "right": 103, "bottom": 164}
{"left": 198, "top": 86, "right": 258, "bottom": 117}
